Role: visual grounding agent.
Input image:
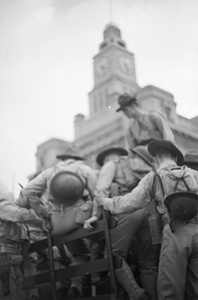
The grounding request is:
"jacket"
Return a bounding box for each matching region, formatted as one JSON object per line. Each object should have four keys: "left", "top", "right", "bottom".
{"left": 100, "top": 160, "right": 198, "bottom": 215}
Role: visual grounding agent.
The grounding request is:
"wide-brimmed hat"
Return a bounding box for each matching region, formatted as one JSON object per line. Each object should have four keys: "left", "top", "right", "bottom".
{"left": 182, "top": 151, "right": 198, "bottom": 166}
{"left": 116, "top": 93, "right": 138, "bottom": 112}
{"left": 56, "top": 145, "right": 84, "bottom": 161}
{"left": 148, "top": 139, "right": 183, "bottom": 164}
{"left": 96, "top": 146, "right": 128, "bottom": 166}
{"left": 131, "top": 145, "right": 154, "bottom": 166}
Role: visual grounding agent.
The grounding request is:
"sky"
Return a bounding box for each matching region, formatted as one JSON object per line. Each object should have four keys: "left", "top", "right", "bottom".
{"left": 0, "top": 0, "right": 198, "bottom": 197}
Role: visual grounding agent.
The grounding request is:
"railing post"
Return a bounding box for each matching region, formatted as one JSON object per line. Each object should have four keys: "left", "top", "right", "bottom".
{"left": 102, "top": 209, "right": 117, "bottom": 299}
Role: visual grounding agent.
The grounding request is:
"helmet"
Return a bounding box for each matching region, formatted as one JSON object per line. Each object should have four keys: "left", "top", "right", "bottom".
{"left": 164, "top": 191, "right": 198, "bottom": 221}
{"left": 50, "top": 171, "right": 84, "bottom": 205}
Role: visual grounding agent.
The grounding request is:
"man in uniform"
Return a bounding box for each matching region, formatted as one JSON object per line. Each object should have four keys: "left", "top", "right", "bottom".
{"left": 0, "top": 181, "right": 44, "bottom": 300}
{"left": 85, "top": 145, "right": 155, "bottom": 300}
{"left": 16, "top": 145, "right": 97, "bottom": 299}
{"left": 116, "top": 93, "right": 175, "bottom": 150}
{"left": 96, "top": 139, "right": 198, "bottom": 300}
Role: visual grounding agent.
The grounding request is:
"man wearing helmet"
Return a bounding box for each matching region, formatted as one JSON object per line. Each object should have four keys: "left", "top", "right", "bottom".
{"left": 16, "top": 144, "right": 97, "bottom": 299}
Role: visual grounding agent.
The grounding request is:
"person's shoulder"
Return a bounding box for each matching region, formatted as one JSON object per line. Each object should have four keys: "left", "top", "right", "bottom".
{"left": 79, "top": 162, "right": 95, "bottom": 173}
{"left": 184, "top": 165, "right": 198, "bottom": 175}
{"left": 128, "top": 118, "right": 137, "bottom": 126}
{"left": 139, "top": 169, "right": 155, "bottom": 183}
{"left": 149, "top": 111, "right": 164, "bottom": 119}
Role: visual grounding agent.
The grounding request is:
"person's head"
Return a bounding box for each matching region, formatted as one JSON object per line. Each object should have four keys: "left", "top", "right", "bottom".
{"left": 116, "top": 93, "right": 139, "bottom": 118}
{"left": 56, "top": 144, "right": 84, "bottom": 161}
{"left": 182, "top": 150, "right": 198, "bottom": 171}
{"left": 96, "top": 146, "right": 128, "bottom": 166}
{"left": 148, "top": 139, "right": 183, "bottom": 167}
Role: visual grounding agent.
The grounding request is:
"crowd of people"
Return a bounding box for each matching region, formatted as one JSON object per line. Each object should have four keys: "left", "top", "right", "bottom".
{"left": 1, "top": 93, "right": 198, "bottom": 300}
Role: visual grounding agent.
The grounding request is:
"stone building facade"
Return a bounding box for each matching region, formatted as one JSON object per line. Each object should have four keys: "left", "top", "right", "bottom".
{"left": 36, "top": 23, "right": 198, "bottom": 171}
{"left": 74, "top": 23, "right": 198, "bottom": 168}
{"left": 35, "top": 138, "right": 71, "bottom": 173}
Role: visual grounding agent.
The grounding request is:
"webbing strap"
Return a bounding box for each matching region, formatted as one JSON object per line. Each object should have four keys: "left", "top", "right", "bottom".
{"left": 173, "top": 176, "right": 191, "bottom": 193}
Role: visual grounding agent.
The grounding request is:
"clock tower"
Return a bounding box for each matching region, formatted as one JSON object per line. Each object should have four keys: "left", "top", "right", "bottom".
{"left": 35, "top": 23, "right": 198, "bottom": 175}
{"left": 89, "top": 23, "right": 139, "bottom": 117}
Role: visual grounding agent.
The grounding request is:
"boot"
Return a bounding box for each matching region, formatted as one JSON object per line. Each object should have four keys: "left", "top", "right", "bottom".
{"left": 115, "top": 259, "right": 151, "bottom": 300}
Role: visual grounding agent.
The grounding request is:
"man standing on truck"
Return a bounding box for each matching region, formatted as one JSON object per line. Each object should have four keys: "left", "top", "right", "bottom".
{"left": 116, "top": 93, "right": 175, "bottom": 150}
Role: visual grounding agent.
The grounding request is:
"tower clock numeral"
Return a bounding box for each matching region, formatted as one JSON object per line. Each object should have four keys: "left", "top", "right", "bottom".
{"left": 117, "top": 55, "right": 134, "bottom": 75}
{"left": 95, "top": 57, "right": 110, "bottom": 78}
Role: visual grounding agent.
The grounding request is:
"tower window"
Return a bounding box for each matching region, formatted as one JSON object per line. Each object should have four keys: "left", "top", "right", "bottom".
{"left": 99, "top": 91, "right": 103, "bottom": 110}
{"left": 100, "top": 42, "right": 107, "bottom": 49}
{"left": 165, "top": 106, "right": 171, "bottom": 120}
{"left": 118, "top": 41, "right": 124, "bottom": 47}
{"left": 93, "top": 95, "right": 98, "bottom": 113}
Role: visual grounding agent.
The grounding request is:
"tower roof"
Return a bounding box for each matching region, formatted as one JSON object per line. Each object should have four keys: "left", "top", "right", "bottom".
{"left": 104, "top": 22, "right": 121, "bottom": 39}
{"left": 99, "top": 22, "right": 126, "bottom": 50}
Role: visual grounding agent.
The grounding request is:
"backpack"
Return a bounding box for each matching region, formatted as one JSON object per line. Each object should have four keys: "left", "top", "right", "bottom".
{"left": 154, "top": 166, "right": 198, "bottom": 222}
{"left": 118, "top": 156, "right": 147, "bottom": 190}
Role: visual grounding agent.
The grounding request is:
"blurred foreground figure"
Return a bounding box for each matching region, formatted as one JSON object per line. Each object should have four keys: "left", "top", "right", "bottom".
{"left": 0, "top": 181, "right": 43, "bottom": 300}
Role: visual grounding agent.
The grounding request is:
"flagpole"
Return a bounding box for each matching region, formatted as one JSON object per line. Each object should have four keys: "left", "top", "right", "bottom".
{"left": 108, "top": 0, "right": 113, "bottom": 23}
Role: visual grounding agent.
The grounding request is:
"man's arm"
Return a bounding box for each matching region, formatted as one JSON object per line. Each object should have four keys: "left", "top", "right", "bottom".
{"left": 126, "top": 122, "right": 136, "bottom": 149}
{"left": 82, "top": 165, "right": 98, "bottom": 198}
{"left": 21, "top": 171, "right": 48, "bottom": 199}
{"left": 153, "top": 112, "right": 175, "bottom": 142}
{"left": 0, "top": 199, "right": 43, "bottom": 225}
{"left": 16, "top": 170, "right": 51, "bottom": 219}
{"left": 83, "top": 161, "right": 116, "bottom": 230}
{"left": 96, "top": 171, "right": 154, "bottom": 214}
{"left": 92, "top": 160, "right": 116, "bottom": 215}
{"left": 95, "top": 161, "right": 117, "bottom": 197}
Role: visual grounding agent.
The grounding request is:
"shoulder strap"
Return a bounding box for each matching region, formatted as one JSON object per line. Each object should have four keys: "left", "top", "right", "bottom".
{"left": 171, "top": 167, "right": 191, "bottom": 193}
{"left": 152, "top": 165, "right": 166, "bottom": 198}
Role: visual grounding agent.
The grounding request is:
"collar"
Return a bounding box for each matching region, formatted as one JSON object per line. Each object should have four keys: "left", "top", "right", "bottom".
{"left": 157, "top": 160, "right": 177, "bottom": 172}
{"left": 57, "top": 159, "right": 77, "bottom": 166}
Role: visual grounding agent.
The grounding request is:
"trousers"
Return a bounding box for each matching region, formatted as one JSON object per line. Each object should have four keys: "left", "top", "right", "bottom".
{"left": 67, "top": 208, "right": 160, "bottom": 299}
{"left": 0, "top": 254, "right": 26, "bottom": 300}
{"left": 158, "top": 222, "right": 198, "bottom": 300}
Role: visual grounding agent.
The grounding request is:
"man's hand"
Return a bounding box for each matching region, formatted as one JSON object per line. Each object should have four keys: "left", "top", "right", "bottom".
{"left": 27, "top": 196, "right": 51, "bottom": 220}
{"left": 42, "top": 218, "right": 53, "bottom": 232}
{"left": 83, "top": 216, "right": 98, "bottom": 230}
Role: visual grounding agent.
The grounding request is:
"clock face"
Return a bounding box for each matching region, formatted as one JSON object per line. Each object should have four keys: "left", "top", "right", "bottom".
{"left": 117, "top": 55, "right": 134, "bottom": 75}
{"left": 95, "top": 57, "right": 110, "bottom": 78}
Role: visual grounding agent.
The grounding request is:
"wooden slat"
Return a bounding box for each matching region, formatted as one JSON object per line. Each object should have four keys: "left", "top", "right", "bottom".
{"left": 23, "top": 211, "right": 119, "bottom": 299}
{"left": 24, "top": 258, "right": 111, "bottom": 288}
{"left": 29, "top": 217, "right": 116, "bottom": 253}
{"left": 23, "top": 255, "right": 122, "bottom": 289}
{"left": 82, "top": 294, "right": 117, "bottom": 300}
